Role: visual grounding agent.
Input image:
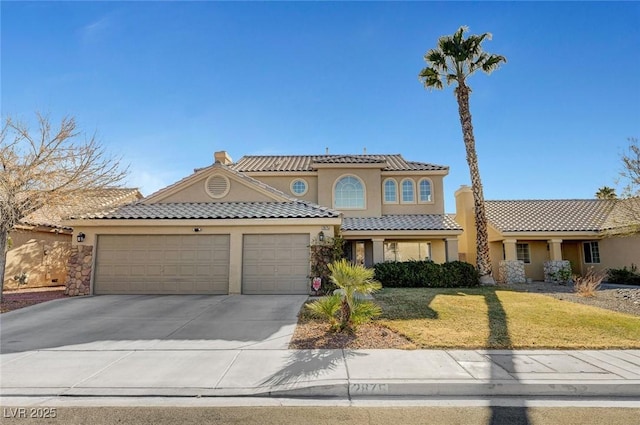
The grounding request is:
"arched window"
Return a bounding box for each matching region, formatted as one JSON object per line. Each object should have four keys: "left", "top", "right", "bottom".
{"left": 383, "top": 179, "right": 398, "bottom": 203}
{"left": 419, "top": 179, "right": 432, "bottom": 203}
{"left": 334, "top": 176, "right": 365, "bottom": 209}
{"left": 401, "top": 179, "right": 415, "bottom": 203}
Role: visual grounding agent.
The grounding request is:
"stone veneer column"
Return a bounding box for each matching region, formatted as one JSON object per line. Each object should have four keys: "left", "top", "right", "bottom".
{"left": 64, "top": 245, "right": 93, "bottom": 296}
{"left": 499, "top": 260, "right": 526, "bottom": 284}
{"left": 544, "top": 260, "right": 571, "bottom": 283}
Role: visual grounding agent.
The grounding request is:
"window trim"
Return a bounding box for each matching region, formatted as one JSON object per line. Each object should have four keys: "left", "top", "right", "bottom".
{"left": 516, "top": 243, "right": 531, "bottom": 264}
{"left": 383, "top": 178, "right": 398, "bottom": 204}
{"left": 290, "top": 178, "right": 308, "bottom": 196}
{"left": 418, "top": 178, "right": 434, "bottom": 204}
{"left": 583, "top": 241, "right": 601, "bottom": 264}
{"left": 333, "top": 174, "right": 366, "bottom": 210}
{"left": 400, "top": 178, "right": 416, "bottom": 204}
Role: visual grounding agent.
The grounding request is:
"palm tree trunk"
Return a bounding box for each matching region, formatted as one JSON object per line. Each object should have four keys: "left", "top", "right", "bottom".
{"left": 455, "top": 82, "right": 495, "bottom": 285}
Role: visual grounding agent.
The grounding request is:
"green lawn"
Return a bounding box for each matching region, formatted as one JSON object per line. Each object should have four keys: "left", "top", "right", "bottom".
{"left": 374, "top": 287, "right": 640, "bottom": 349}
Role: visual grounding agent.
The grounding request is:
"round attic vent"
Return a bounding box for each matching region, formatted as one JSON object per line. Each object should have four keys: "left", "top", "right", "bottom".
{"left": 205, "top": 174, "right": 230, "bottom": 199}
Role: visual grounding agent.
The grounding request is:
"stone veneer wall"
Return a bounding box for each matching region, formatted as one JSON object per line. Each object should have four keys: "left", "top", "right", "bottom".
{"left": 499, "top": 260, "right": 526, "bottom": 284}
{"left": 64, "top": 245, "right": 93, "bottom": 296}
{"left": 544, "top": 260, "right": 571, "bottom": 283}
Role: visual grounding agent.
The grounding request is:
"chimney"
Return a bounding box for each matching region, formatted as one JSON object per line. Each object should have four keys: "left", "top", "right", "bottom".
{"left": 214, "top": 151, "right": 232, "bottom": 165}
{"left": 325, "top": 147, "right": 329, "bottom": 155}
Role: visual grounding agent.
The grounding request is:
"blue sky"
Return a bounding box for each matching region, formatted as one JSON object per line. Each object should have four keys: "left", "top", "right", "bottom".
{"left": 2, "top": 1, "right": 639, "bottom": 211}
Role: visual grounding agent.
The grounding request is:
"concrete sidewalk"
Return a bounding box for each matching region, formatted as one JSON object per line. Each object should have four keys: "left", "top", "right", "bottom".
{"left": 2, "top": 349, "right": 639, "bottom": 399}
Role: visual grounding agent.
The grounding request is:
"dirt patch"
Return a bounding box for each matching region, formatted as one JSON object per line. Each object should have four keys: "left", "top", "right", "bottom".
{"left": 290, "top": 318, "right": 416, "bottom": 350}
{"left": 1, "top": 286, "right": 67, "bottom": 313}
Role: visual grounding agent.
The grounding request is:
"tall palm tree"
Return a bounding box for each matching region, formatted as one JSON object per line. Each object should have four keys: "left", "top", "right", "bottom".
{"left": 419, "top": 26, "right": 506, "bottom": 285}
{"left": 595, "top": 186, "right": 617, "bottom": 199}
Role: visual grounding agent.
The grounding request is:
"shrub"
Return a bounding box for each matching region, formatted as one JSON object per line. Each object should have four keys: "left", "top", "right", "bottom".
{"left": 306, "top": 259, "right": 382, "bottom": 332}
{"left": 607, "top": 264, "right": 640, "bottom": 285}
{"left": 374, "top": 260, "right": 479, "bottom": 288}
{"left": 574, "top": 267, "right": 607, "bottom": 297}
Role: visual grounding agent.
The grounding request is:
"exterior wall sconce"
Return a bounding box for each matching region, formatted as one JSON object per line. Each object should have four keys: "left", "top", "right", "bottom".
{"left": 76, "top": 232, "right": 86, "bottom": 243}
{"left": 193, "top": 227, "right": 202, "bottom": 232}
{"left": 318, "top": 231, "right": 325, "bottom": 242}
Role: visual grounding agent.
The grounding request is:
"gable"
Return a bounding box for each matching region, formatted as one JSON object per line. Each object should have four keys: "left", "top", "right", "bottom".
{"left": 143, "top": 163, "right": 292, "bottom": 204}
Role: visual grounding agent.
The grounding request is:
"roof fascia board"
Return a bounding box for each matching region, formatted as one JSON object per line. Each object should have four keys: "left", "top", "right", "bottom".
{"left": 65, "top": 217, "right": 342, "bottom": 227}
{"left": 381, "top": 170, "right": 449, "bottom": 176}
{"left": 311, "top": 163, "right": 387, "bottom": 170}
{"left": 341, "top": 230, "right": 462, "bottom": 238}
{"left": 242, "top": 171, "right": 318, "bottom": 177}
{"left": 497, "top": 231, "right": 602, "bottom": 240}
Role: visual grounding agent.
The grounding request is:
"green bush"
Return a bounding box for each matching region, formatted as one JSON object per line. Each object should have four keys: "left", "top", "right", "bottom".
{"left": 607, "top": 265, "right": 640, "bottom": 285}
{"left": 374, "top": 260, "right": 479, "bottom": 288}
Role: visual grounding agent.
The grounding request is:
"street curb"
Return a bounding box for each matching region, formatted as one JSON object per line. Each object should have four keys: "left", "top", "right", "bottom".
{"left": 3, "top": 380, "right": 639, "bottom": 399}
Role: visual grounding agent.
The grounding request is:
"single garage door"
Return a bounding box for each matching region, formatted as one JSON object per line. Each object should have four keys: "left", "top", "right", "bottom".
{"left": 94, "top": 235, "right": 230, "bottom": 295}
{"left": 242, "top": 234, "right": 310, "bottom": 294}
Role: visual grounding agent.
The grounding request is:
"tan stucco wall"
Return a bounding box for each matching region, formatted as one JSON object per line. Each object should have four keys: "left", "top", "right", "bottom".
{"left": 72, "top": 220, "right": 338, "bottom": 295}
{"left": 248, "top": 175, "right": 319, "bottom": 203}
{"left": 524, "top": 241, "right": 550, "bottom": 281}
{"left": 5, "top": 230, "right": 71, "bottom": 289}
{"left": 454, "top": 186, "right": 476, "bottom": 265}
{"left": 590, "top": 235, "right": 640, "bottom": 274}
{"left": 561, "top": 242, "right": 583, "bottom": 275}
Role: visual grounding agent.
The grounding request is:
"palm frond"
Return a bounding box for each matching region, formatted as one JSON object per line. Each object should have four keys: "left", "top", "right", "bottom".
{"left": 481, "top": 54, "right": 507, "bottom": 73}
{"left": 306, "top": 294, "right": 341, "bottom": 324}
{"left": 418, "top": 67, "right": 444, "bottom": 89}
{"left": 419, "top": 25, "right": 506, "bottom": 83}
{"left": 350, "top": 299, "right": 382, "bottom": 326}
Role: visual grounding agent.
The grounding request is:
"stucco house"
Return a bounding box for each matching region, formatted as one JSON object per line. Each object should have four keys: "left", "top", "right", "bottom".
{"left": 65, "top": 151, "right": 462, "bottom": 296}
{"left": 5, "top": 189, "right": 142, "bottom": 290}
{"left": 455, "top": 185, "right": 640, "bottom": 283}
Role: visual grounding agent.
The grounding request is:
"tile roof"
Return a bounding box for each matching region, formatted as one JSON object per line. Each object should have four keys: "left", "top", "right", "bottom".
{"left": 232, "top": 154, "right": 448, "bottom": 172}
{"left": 342, "top": 215, "right": 462, "bottom": 232}
{"left": 74, "top": 201, "right": 341, "bottom": 220}
{"left": 20, "top": 188, "right": 142, "bottom": 229}
{"left": 484, "top": 199, "right": 616, "bottom": 232}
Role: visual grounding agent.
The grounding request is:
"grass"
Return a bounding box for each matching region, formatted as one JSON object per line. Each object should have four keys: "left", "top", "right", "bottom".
{"left": 374, "top": 287, "right": 640, "bottom": 349}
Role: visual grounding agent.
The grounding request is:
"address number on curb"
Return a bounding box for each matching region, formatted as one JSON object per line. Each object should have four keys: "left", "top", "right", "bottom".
{"left": 350, "top": 383, "right": 389, "bottom": 394}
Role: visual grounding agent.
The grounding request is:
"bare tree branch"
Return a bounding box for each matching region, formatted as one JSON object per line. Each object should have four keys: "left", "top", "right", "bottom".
{"left": 0, "top": 113, "right": 129, "bottom": 299}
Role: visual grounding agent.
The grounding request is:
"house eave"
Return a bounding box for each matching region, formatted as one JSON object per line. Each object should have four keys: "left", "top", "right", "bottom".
{"left": 341, "top": 229, "right": 462, "bottom": 239}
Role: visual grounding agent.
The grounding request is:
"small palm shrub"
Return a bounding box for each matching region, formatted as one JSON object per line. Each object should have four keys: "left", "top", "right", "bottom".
{"left": 574, "top": 268, "right": 607, "bottom": 297}
{"left": 306, "top": 259, "right": 382, "bottom": 333}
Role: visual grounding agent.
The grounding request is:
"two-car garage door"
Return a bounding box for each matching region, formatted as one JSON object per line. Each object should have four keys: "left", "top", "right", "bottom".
{"left": 94, "top": 235, "right": 230, "bottom": 295}
{"left": 94, "top": 233, "right": 310, "bottom": 295}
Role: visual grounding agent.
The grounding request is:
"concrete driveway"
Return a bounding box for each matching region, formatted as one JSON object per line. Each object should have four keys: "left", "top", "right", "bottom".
{"left": 0, "top": 295, "right": 308, "bottom": 353}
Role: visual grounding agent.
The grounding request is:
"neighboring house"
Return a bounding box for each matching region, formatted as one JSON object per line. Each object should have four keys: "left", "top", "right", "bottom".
{"left": 66, "top": 151, "right": 462, "bottom": 296}
{"left": 4, "top": 189, "right": 142, "bottom": 290}
{"left": 455, "top": 185, "right": 640, "bottom": 282}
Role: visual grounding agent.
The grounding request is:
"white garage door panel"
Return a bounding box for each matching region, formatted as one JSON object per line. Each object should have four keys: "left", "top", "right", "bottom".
{"left": 242, "top": 234, "right": 310, "bottom": 295}
{"left": 95, "top": 235, "right": 230, "bottom": 295}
